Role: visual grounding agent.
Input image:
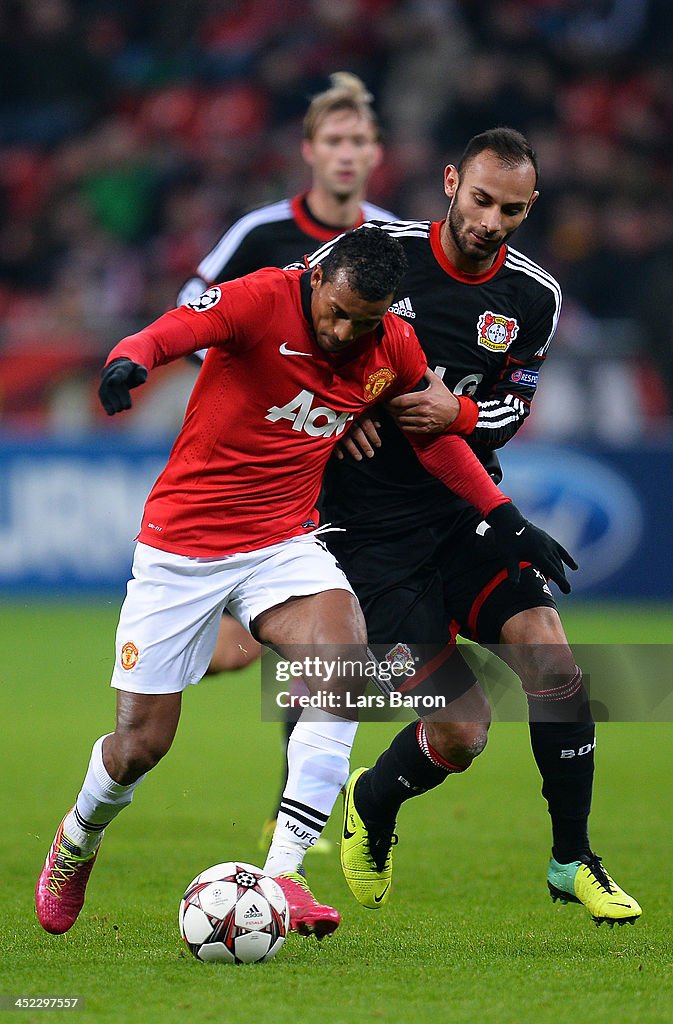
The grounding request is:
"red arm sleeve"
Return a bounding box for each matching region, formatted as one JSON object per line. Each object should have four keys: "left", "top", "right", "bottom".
{"left": 104, "top": 307, "right": 206, "bottom": 370}
{"left": 104, "top": 270, "right": 282, "bottom": 370}
{"left": 380, "top": 313, "right": 427, "bottom": 397}
{"left": 445, "top": 395, "right": 479, "bottom": 435}
{"left": 406, "top": 432, "right": 510, "bottom": 517}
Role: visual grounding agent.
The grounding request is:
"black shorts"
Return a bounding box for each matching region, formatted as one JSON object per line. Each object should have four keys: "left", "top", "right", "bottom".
{"left": 327, "top": 508, "right": 558, "bottom": 702}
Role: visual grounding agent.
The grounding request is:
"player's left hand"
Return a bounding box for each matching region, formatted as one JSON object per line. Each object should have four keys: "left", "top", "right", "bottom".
{"left": 386, "top": 368, "right": 460, "bottom": 433}
{"left": 99, "top": 357, "right": 148, "bottom": 415}
{"left": 484, "top": 501, "right": 579, "bottom": 594}
{"left": 335, "top": 414, "right": 382, "bottom": 461}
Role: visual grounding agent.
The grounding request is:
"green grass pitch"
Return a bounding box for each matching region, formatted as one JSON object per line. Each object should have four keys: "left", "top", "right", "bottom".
{"left": 1, "top": 600, "right": 671, "bottom": 1024}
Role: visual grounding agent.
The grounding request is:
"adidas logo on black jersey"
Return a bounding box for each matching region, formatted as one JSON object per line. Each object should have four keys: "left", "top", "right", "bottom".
{"left": 389, "top": 297, "right": 415, "bottom": 319}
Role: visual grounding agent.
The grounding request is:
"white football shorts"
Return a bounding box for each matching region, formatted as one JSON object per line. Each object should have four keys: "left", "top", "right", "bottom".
{"left": 110, "top": 535, "right": 353, "bottom": 694}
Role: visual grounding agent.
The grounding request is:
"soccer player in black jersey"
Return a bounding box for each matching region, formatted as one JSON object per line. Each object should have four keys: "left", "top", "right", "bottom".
{"left": 179, "top": 71, "right": 395, "bottom": 680}
{"left": 265, "top": 127, "right": 641, "bottom": 927}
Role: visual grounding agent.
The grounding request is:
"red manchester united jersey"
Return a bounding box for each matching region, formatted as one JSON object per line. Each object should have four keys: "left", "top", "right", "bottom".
{"left": 107, "top": 268, "right": 427, "bottom": 556}
{"left": 106, "top": 268, "right": 507, "bottom": 557}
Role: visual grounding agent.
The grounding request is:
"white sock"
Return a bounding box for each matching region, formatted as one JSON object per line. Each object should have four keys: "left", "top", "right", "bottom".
{"left": 264, "top": 711, "right": 358, "bottom": 877}
{"left": 63, "top": 735, "right": 145, "bottom": 855}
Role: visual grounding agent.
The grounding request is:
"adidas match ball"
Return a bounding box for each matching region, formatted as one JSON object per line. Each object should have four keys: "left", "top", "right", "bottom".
{"left": 179, "top": 861, "right": 289, "bottom": 964}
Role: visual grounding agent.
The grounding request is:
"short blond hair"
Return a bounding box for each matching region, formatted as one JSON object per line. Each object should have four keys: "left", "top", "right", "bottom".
{"left": 303, "top": 72, "right": 380, "bottom": 140}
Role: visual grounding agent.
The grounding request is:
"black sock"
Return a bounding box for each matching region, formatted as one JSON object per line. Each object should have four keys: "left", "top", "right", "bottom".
{"left": 526, "top": 668, "right": 595, "bottom": 863}
{"left": 356, "top": 721, "right": 460, "bottom": 826}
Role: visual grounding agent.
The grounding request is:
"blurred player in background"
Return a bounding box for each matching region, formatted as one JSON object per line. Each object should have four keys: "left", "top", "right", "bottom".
{"left": 179, "top": 71, "right": 394, "bottom": 319}
{"left": 179, "top": 72, "right": 396, "bottom": 847}
{"left": 263, "top": 128, "right": 641, "bottom": 928}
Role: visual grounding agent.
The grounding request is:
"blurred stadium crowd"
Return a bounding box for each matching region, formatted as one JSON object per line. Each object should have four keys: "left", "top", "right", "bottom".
{"left": 1, "top": 0, "right": 672, "bottom": 438}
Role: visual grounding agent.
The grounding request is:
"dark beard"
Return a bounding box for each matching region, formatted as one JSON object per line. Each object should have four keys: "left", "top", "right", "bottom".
{"left": 447, "top": 198, "right": 516, "bottom": 264}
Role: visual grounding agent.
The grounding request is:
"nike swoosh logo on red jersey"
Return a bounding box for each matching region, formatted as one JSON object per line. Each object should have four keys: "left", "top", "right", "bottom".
{"left": 279, "top": 342, "right": 313, "bottom": 357}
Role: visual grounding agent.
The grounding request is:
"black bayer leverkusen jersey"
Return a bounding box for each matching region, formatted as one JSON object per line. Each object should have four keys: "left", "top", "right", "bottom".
{"left": 177, "top": 194, "right": 397, "bottom": 306}
{"left": 305, "top": 219, "right": 562, "bottom": 532}
{"left": 178, "top": 194, "right": 397, "bottom": 364}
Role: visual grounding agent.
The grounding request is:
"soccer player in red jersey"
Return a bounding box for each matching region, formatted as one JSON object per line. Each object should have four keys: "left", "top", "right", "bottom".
{"left": 179, "top": 70, "right": 396, "bottom": 852}
{"left": 35, "top": 228, "right": 574, "bottom": 939}
{"left": 180, "top": 69, "right": 393, "bottom": 664}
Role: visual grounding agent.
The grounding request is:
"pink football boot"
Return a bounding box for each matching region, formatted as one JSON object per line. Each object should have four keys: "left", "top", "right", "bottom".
{"left": 35, "top": 815, "right": 100, "bottom": 934}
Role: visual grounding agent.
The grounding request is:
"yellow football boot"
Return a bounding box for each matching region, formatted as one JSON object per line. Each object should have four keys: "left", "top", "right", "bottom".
{"left": 548, "top": 853, "right": 642, "bottom": 926}
{"left": 341, "top": 767, "right": 397, "bottom": 909}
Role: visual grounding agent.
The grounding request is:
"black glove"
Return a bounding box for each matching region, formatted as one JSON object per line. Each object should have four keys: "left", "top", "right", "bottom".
{"left": 484, "top": 501, "right": 578, "bottom": 594}
{"left": 99, "top": 358, "right": 148, "bottom": 416}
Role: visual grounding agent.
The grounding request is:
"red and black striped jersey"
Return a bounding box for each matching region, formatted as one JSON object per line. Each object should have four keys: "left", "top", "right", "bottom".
{"left": 304, "top": 219, "right": 562, "bottom": 530}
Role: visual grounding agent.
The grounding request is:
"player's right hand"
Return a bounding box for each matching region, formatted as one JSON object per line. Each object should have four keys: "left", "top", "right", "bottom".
{"left": 98, "top": 358, "right": 148, "bottom": 415}
{"left": 386, "top": 368, "right": 460, "bottom": 433}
